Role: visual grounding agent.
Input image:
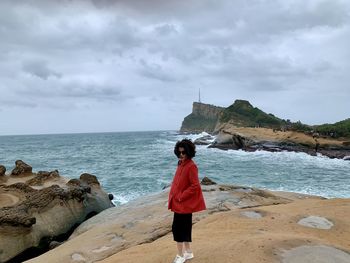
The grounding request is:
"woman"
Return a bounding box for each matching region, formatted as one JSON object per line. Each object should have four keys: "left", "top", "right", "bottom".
{"left": 168, "top": 139, "right": 206, "bottom": 263}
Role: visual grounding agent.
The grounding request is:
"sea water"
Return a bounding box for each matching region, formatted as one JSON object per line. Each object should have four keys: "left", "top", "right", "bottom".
{"left": 0, "top": 131, "right": 349, "bottom": 205}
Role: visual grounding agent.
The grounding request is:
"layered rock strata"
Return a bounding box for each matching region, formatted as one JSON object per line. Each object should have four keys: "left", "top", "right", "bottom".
{"left": 0, "top": 161, "right": 114, "bottom": 262}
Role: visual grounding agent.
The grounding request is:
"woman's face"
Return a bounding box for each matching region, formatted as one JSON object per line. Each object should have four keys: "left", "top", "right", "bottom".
{"left": 178, "top": 147, "right": 187, "bottom": 161}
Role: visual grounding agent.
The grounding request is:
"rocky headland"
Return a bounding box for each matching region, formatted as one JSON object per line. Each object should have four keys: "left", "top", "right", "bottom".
{"left": 180, "top": 100, "right": 350, "bottom": 160}
{"left": 23, "top": 177, "right": 350, "bottom": 263}
{"left": 0, "top": 161, "right": 114, "bottom": 262}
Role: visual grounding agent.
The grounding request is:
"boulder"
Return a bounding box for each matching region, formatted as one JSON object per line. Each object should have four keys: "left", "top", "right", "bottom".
{"left": 194, "top": 135, "right": 215, "bottom": 145}
{"left": 11, "top": 160, "right": 32, "bottom": 176}
{"left": 0, "top": 165, "right": 6, "bottom": 176}
{"left": 0, "top": 162, "right": 114, "bottom": 262}
{"left": 210, "top": 131, "right": 254, "bottom": 150}
{"left": 201, "top": 176, "right": 217, "bottom": 185}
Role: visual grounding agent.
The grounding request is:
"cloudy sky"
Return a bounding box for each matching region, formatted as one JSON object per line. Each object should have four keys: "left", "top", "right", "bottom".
{"left": 1, "top": 0, "right": 349, "bottom": 135}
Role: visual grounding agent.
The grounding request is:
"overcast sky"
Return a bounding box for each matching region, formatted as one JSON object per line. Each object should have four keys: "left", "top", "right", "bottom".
{"left": 1, "top": 0, "right": 349, "bottom": 135}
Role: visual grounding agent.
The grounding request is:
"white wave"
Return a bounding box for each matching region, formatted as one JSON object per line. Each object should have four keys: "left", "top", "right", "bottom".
{"left": 111, "top": 193, "right": 139, "bottom": 206}
{"left": 202, "top": 147, "right": 350, "bottom": 168}
{"left": 174, "top": 131, "right": 213, "bottom": 142}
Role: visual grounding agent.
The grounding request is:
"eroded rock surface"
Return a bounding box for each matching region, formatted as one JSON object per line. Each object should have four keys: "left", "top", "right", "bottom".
{"left": 25, "top": 183, "right": 318, "bottom": 263}
{"left": 0, "top": 161, "right": 114, "bottom": 263}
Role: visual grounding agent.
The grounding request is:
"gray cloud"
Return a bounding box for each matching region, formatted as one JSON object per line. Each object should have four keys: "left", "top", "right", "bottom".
{"left": 0, "top": 0, "right": 349, "bottom": 134}
{"left": 22, "top": 60, "right": 62, "bottom": 80}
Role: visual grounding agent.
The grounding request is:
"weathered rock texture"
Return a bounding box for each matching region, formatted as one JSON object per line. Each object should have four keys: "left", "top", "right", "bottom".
{"left": 11, "top": 160, "right": 33, "bottom": 176}
{"left": 25, "top": 183, "right": 325, "bottom": 263}
{"left": 0, "top": 161, "right": 114, "bottom": 263}
{"left": 26, "top": 186, "right": 350, "bottom": 263}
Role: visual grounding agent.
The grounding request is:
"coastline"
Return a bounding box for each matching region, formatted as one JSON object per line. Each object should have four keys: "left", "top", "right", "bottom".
{"left": 187, "top": 127, "right": 350, "bottom": 160}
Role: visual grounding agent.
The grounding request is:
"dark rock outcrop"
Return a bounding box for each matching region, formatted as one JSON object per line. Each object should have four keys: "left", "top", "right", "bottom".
{"left": 201, "top": 177, "right": 217, "bottom": 185}
{"left": 11, "top": 160, "right": 32, "bottom": 176}
{"left": 0, "top": 165, "right": 6, "bottom": 176}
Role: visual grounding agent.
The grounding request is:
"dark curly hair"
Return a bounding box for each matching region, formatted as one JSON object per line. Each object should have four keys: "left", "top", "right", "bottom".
{"left": 174, "top": 139, "right": 196, "bottom": 159}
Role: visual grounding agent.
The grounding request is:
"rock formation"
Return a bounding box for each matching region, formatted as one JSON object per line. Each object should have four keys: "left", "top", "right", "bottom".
{"left": 0, "top": 161, "right": 114, "bottom": 262}
{"left": 180, "top": 102, "right": 224, "bottom": 133}
{"left": 180, "top": 100, "right": 350, "bottom": 159}
{"left": 23, "top": 182, "right": 350, "bottom": 263}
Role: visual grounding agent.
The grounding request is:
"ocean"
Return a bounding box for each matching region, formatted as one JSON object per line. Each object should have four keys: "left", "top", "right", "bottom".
{"left": 1, "top": 131, "right": 349, "bottom": 205}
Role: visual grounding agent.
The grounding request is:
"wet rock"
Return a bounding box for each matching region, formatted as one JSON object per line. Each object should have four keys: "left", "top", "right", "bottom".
{"left": 194, "top": 135, "right": 215, "bottom": 145}
{"left": 11, "top": 160, "right": 32, "bottom": 176}
{"left": 201, "top": 176, "right": 217, "bottom": 185}
{"left": 0, "top": 165, "right": 6, "bottom": 176}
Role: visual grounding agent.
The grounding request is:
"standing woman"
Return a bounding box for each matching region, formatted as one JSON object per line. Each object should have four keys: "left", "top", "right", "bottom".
{"left": 168, "top": 139, "right": 206, "bottom": 263}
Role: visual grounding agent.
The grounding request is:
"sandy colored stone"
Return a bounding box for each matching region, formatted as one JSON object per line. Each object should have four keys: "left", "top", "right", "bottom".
{"left": 217, "top": 125, "right": 345, "bottom": 148}
{"left": 24, "top": 184, "right": 349, "bottom": 263}
{"left": 95, "top": 198, "right": 350, "bottom": 263}
{"left": 282, "top": 245, "right": 350, "bottom": 263}
{"left": 298, "top": 215, "right": 334, "bottom": 229}
{"left": 0, "top": 162, "right": 114, "bottom": 262}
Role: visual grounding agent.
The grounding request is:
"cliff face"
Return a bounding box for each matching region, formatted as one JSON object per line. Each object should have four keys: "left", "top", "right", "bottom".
{"left": 180, "top": 102, "right": 224, "bottom": 133}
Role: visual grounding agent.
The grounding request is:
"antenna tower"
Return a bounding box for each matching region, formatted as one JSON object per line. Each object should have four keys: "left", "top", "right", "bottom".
{"left": 199, "top": 88, "right": 201, "bottom": 103}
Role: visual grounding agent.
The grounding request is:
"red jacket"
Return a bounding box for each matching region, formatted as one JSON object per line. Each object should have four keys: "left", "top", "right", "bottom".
{"left": 168, "top": 159, "right": 206, "bottom": 214}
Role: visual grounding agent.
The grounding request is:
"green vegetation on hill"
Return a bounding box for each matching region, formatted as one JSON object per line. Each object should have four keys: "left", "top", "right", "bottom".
{"left": 220, "top": 100, "right": 284, "bottom": 128}
{"left": 314, "top": 119, "right": 350, "bottom": 138}
{"left": 180, "top": 99, "right": 350, "bottom": 139}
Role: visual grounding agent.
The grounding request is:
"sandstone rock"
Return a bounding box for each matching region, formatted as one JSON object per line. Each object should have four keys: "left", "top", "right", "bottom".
{"left": 80, "top": 173, "right": 100, "bottom": 186}
{"left": 26, "top": 170, "right": 60, "bottom": 186}
{"left": 0, "top": 165, "right": 6, "bottom": 176}
{"left": 25, "top": 184, "right": 303, "bottom": 263}
{"left": 282, "top": 245, "right": 350, "bottom": 263}
{"left": 210, "top": 130, "right": 254, "bottom": 150}
{"left": 11, "top": 160, "right": 32, "bottom": 176}
{"left": 0, "top": 163, "right": 114, "bottom": 262}
{"left": 241, "top": 210, "right": 263, "bottom": 219}
{"left": 297, "top": 215, "right": 334, "bottom": 229}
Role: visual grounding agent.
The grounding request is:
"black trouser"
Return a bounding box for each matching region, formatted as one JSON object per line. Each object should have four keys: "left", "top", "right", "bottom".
{"left": 172, "top": 212, "right": 192, "bottom": 242}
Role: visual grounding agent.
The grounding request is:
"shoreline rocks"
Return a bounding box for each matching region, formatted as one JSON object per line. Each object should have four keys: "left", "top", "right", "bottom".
{"left": 192, "top": 128, "right": 350, "bottom": 160}
{"left": 0, "top": 161, "right": 114, "bottom": 263}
